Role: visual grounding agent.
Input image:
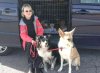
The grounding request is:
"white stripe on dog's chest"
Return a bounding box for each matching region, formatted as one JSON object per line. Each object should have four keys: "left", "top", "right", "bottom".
{"left": 59, "top": 47, "right": 71, "bottom": 59}
{"left": 38, "top": 50, "right": 52, "bottom": 61}
{"left": 58, "top": 39, "right": 72, "bottom": 59}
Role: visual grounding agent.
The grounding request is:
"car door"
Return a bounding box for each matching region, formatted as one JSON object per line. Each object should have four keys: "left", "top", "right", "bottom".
{"left": 0, "top": 0, "right": 21, "bottom": 47}
{"left": 72, "top": 1, "right": 100, "bottom": 49}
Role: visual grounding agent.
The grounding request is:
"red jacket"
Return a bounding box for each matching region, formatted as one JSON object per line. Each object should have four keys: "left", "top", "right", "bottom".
{"left": 19, "top": 16, "right": 44, "bottom": 50}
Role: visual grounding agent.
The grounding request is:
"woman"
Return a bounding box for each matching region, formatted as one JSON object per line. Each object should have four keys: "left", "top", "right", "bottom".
{"left": 19, "top": 4, "right": 44, "bottom": 73}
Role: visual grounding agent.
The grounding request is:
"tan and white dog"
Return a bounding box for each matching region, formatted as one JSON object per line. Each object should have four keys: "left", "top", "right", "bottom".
{"left": 36, "top": 35, "right": 57, "bottom": 72}
{"left": 58, "top": 28, "right": 80, "bottom": 73}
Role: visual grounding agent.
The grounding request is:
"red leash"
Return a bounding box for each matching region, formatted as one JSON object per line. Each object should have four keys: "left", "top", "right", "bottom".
{"left": 30, "top": 42, "right": 63, "bottom": 58}
{"left": 48, "top": 48, "right": 63, "bottom": 52}
{"left": 30, "top": 43, "right": 37, "bottom": 58}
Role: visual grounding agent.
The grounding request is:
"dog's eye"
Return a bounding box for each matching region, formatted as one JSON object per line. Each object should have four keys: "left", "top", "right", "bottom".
{"left": 68, "top": 39, "right": 70, "bottom": 41}
{"left": 68, "top": 39, "right": 72, "bottom": 41}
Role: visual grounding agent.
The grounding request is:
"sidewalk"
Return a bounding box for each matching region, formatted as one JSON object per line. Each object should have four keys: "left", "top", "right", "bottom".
{"left": 0, "top": 49, "right": 100, "bottom": 73}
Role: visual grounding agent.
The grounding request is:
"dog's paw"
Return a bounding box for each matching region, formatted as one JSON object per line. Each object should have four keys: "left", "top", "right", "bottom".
{"left": 51, "top": 67, "right": 54, "bottom": 70}
{"left": 51, "top": 64, "right": 54, "bottom": 70}
{"left": 58, "top": 68, "right": 62, "bottom": 72}
{"left": 76, "top": 66, "right": 79, "bottom": 71}
{"left": 45, "top": 70, "right": 48, "bottom": 72}
{"left": 27, "top": 69, "right": 32, "bottom": 73}
{"left": 44, "top": 68, "right": 48, "bottom": 72}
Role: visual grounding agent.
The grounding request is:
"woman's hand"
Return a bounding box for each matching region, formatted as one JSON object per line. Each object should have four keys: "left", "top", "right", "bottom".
{"left": 32, "top": 40, "right": 35, "bottom": 44}
{"left": 32, "top": 40, "right": 37, "bottom": 47}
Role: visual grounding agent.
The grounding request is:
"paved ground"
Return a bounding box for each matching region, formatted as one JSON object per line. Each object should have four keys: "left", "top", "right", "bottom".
{"left": 0, "top": 48, "right": 100, "bottom": 73}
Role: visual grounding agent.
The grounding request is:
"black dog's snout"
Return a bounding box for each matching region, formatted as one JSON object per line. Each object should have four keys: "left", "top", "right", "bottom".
{"left": 45, "top": 42, "right": 48, "bottom": 45}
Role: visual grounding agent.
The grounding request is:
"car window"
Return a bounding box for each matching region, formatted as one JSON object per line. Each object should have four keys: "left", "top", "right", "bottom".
{"left": 0, "top": 0, "right": 18, "bottom": 21}
{"left": 0, "top": 0, "right": 18, "bottom": 3}
{"left": 81, "top": 0, "right": 100, "bottom": 3}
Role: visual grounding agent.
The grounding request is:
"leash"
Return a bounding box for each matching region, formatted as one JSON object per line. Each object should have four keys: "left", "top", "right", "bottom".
{"left": 47, "top": 47, "right": 63, "bottom": 52}
{"left": 47, "top": 48, "right": 59, "bottom": 52}
{"left": 30, "top": 43, "right": 37, "bottom": 58}
{"left": 30, "top": 42, "right": 64, "bottom": 58}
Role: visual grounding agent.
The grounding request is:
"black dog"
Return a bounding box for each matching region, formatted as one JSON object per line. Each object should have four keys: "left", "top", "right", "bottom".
{"left": 36, "top": 35, "right": 57, "bottom": 72}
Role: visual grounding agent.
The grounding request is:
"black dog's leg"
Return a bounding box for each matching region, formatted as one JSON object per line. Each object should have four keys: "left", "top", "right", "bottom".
{"left": 25, "top": 42, "right": 44, "bottom": 73}
{"left": 33, "top": 54, "right": 44, "bottom": 73}
{"left": 25, "top": 42, "right": 33, "bottom": 73}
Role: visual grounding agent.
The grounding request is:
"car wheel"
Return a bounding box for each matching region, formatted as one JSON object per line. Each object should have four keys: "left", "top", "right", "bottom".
{"left": 0, "top": 46, "right": 12, "bottom": 56}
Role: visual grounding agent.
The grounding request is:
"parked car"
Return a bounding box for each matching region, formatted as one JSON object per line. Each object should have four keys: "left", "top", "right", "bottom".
{"left": 72, "top": 3, "right": 100, "bottom": 49}
{"left": 0, "top": 0, "right": 100, "bottom": 56}
{"left": 0, "top": 0, "right": 21, "bottom": 55}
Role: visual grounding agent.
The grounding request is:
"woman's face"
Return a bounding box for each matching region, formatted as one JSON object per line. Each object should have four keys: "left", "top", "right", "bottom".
{"left": 23, "top": 7, "right": 32, "bottom": 19}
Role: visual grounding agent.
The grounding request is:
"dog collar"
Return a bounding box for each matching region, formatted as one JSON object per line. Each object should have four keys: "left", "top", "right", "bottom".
{"left": 60, "top": 47, "right": 63, "bottom": 51}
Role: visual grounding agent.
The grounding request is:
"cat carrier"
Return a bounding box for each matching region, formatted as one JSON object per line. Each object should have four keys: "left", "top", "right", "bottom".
{"left": 19, "top": 0, "right": 72, "bottom": 33}
{"left": 19, "top": 0, "right": 72, "bottom": 47}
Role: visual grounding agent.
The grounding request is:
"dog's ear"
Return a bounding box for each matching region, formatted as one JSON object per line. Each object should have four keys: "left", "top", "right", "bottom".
{"left": 58, "top": 28, "right": 65, "bottom": 37}
{"left": 36, "top": 36, "right": 40, "bottom": 42}
{"left": 70, "top": 28, "right": 76, "bottom": 34}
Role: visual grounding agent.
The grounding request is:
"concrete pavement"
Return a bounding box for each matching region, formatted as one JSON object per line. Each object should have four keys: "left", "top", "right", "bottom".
{"left": 0, "top": 48, "right": 100, "bottom": 73}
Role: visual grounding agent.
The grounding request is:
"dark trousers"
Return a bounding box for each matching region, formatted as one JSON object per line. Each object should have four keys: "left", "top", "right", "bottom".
{"left": 25, "top": 42, "right": 43, "bottom": 73}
